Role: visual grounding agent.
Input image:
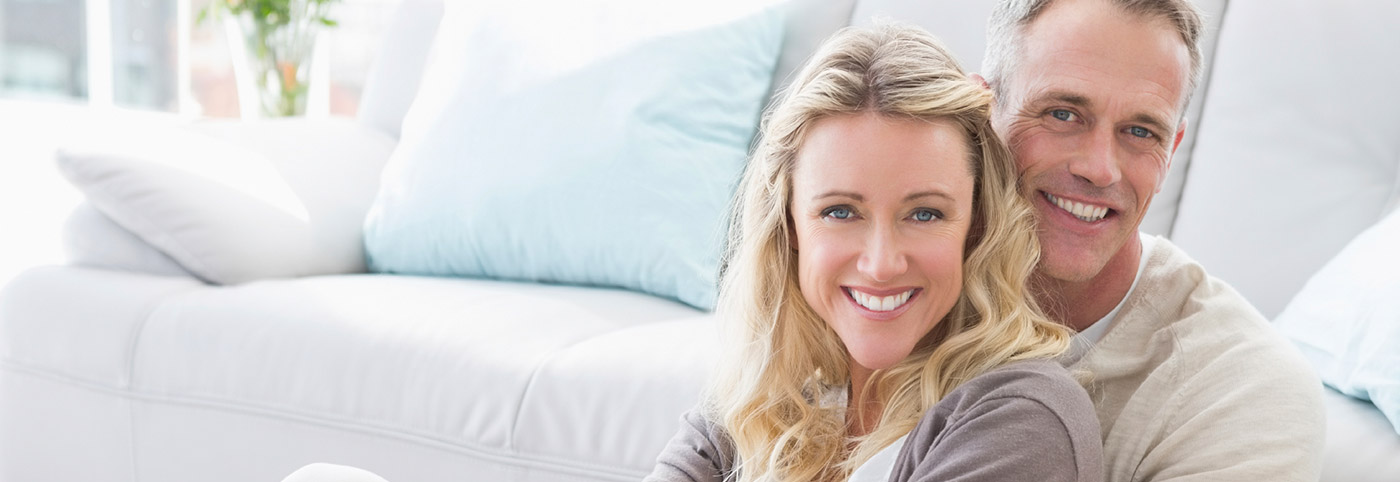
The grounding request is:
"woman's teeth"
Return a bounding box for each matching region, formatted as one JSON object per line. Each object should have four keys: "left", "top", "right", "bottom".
{"left": 1045, "top": 193, "right": 1108, "bottom": 222}
{"left": 850, "top": 289, "right": 914, "bottom": 312}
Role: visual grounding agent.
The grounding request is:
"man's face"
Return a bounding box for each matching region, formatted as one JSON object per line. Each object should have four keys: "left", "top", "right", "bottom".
{"left": 992, "top": 0, "right": 1191, "bottom": 283}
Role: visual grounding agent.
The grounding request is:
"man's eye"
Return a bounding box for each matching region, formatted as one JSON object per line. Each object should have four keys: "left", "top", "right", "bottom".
{"left": 822, "top": 206, "right": 854, "bottom": 220}
{"left": 1128, "top": 126, "right": 1154, "bottom": 138}
{"left": 911, "top": 209, "right": 942, "bottom": 222}
{"left": 1050, "top": 109, "right": 1076, "bottom": 122}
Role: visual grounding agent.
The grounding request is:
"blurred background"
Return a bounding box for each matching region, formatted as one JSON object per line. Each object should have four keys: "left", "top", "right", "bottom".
{"left": 1, "top": 0, "right": 399, "bottom": 116}
{"left": 0, "top": 0, "right": 400, "bottom": 287}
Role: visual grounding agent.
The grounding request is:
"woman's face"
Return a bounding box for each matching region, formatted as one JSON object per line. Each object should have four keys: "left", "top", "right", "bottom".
{"left": 790, "top": 112, "right": 976, "bottom": 373}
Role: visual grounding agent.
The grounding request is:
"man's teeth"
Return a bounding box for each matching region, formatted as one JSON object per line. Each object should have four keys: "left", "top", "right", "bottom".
{"left": 850, "top": 289, "right": 914, "bottom": 312}
{"left": 1045, "top": 193, "right": 1108, "bottom": 222}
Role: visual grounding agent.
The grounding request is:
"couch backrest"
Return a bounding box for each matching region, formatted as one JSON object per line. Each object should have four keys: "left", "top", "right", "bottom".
{"left": 1170, "top": 0, "right": 1400, "bottom": 318}
{"left": 356, "top": 0, "right": 443, "bottom": 139}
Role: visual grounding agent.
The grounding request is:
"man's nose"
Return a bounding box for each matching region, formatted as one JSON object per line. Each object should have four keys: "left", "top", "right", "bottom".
{"left": 1070, "top": 127, "right": 1123, "bottom": 187}
{"left": 857, "top": 226, "right": 908, "bottom": 283}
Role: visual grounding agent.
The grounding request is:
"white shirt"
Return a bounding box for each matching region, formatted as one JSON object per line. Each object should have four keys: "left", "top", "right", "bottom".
{"left": 847, "top": 433, "right": 909, "bottom": 482}
{"left": 1067, "top": 233, "right": 1155, "bottom": 361}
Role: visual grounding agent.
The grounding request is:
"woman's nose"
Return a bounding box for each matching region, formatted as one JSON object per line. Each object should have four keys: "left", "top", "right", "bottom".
{"left": 856, "top": 227, "right": 907, "bottom": 283}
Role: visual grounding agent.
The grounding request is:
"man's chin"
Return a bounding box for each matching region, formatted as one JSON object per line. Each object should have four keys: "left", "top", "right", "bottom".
{"left": 1036, "top": 247, "right": 1112, "bottom": 284}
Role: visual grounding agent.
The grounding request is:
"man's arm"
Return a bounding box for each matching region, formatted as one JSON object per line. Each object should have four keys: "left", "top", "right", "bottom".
{"left": 1133, "top": 342, "right": 1325, "bottom": 482}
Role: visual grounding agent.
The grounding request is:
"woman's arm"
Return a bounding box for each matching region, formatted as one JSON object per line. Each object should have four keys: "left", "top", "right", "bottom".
{"left": 644, "top": 408, "right": 735, "bottom": 482}
{"left": 891, "top": 360, "right": 1103, "bottom": 482}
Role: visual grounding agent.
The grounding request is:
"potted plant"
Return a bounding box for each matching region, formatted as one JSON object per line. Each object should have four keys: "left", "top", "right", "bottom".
{"left": 199, "top": 0, "right": 340, "bottom": 117}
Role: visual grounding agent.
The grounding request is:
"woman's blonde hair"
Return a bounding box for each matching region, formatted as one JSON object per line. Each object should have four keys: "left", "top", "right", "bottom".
{"left": 706, "top": 23, "right": 1072, "bottom": 482}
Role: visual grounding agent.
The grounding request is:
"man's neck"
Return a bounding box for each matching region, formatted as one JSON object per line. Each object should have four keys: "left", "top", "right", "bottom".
{"left": 1036, "top": 236, "right": 1144, "bottom": 332}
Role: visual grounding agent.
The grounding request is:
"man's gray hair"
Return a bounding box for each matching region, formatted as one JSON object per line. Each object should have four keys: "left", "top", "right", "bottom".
{"left": 982, "top": 0, "right": 1204, "bottom": 112}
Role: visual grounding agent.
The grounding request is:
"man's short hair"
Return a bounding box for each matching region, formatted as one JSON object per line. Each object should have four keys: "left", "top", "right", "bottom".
{"left": 982, "top": 0, "right": 1204, "bottom": 113}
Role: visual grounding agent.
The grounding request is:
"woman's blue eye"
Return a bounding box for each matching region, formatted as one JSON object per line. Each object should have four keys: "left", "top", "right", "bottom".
{"left": 1128, "top": 126, "right": 1153, "bottom": 138}
{"left": 1050, "top": 109, "right": 1075, "bottom": 122}
{"left": 822, "top": 207, "right": 853, "bottom": 220}
{"left": 912, "top": 209, "right": 941, "bottom": 222}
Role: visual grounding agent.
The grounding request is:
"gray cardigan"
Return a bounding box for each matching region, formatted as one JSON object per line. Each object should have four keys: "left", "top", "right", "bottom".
{"left": 645, "top": 359, "right": 1102, "bottom": 482}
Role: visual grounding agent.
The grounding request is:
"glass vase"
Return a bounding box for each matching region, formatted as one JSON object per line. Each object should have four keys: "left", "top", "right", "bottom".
{"left": 229, "top": 6, "right": 323, "bottom": 117}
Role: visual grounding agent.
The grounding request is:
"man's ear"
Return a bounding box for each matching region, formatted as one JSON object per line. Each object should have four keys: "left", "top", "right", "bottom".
{"left": 970, "top": 73, "right": 991, "bottom": 90}
{"left": 1171, "top": 118, "right": 1187, "bottom": 156}
{"left": 970, "top": 73, "right": 997, "bottom": 114}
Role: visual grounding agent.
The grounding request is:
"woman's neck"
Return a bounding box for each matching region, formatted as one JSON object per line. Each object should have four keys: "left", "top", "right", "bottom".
{"left": 846, "top": 364, "right": 881, "bottom": 438}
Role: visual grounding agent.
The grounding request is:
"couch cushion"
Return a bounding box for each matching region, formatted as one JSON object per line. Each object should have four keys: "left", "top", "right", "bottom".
{"left": 127, "top": 275, "right": 714, "bottom": 478}
{"left": 513, "top": 320, "right": 718, "bottom": 472}
{"left": 0, "top": 266, "right": 202, "bottom": 386}
{"left": 362, "top": 0, "right": 787, "bottom": 310}
{"left": 1320, "top": 388, "right": 1400, "bottom": 482}
{"left": 1171, "top": 0, "right": 1400, "bottom": 318}
{"left": 56, "top": 118, "right": 396, "bottom": 285}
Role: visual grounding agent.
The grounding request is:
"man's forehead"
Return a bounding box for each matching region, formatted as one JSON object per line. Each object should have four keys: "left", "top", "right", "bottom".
{"left": 1014, "top": 0, "right": 1192, "bottom": 119}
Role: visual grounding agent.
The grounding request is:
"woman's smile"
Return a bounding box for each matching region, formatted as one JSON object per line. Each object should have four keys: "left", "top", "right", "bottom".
{"left": 844, "top": 287, "right": 921, "bottom": 318}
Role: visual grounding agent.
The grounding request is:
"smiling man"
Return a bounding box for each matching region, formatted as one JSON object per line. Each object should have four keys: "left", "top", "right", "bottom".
{"left": 979, "top": 0, "right": 1325, "bottom": 480}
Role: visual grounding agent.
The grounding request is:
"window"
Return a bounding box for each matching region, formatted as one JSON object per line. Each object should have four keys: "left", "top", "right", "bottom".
{"left": 0, "top": 0, "right": 399, "bottom": 117}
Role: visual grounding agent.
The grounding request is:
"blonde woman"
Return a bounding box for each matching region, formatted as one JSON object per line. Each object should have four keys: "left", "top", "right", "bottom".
{"left": 646, "top": 23, "right": 1102, "bottom": 482}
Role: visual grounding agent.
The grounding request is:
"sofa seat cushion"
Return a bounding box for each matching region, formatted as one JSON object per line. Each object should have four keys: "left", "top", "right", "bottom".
{"left": 1321, "top": 387, "right": 1400, "bottom": 481}
{"left": 127, "top": 274, "right": 717, "bottom": 477}
{"left": 0, "top": 266, "right": 203, "bottom": 386}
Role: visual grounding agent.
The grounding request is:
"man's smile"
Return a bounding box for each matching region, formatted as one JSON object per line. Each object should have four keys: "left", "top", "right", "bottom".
{"left": 1044, "top": 192, "right": 1110, "bottom": 223}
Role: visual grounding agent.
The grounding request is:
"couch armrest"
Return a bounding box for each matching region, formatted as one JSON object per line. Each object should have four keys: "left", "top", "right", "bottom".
{"left": 55, "top": 117, "right": 396, "bottom": 284}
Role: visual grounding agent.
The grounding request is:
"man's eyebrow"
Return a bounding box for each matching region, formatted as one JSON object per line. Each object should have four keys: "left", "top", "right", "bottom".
{"left": 1036, "top": 91, "right": 1092, "bottom": 109}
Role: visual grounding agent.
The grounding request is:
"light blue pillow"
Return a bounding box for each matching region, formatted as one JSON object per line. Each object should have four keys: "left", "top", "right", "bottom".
{"left": 363, "top": 1, "right": 786, "bottom": 309}
{"left": 1274, "top": 205, "right": 1400, "bottom": 435}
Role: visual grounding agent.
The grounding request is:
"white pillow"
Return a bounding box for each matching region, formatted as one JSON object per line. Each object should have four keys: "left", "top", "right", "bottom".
{"left": 1275, "top": 205, "right": 1400, "bottom": 435}
{"left": 62, "top": 202, "right": 192, "bottom": 277}
{"left": 56, "top": 118, "right": 395, "bottom": 284}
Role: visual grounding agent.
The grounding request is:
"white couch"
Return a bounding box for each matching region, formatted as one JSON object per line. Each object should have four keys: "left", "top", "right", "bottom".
{"left": 3, "top": 0, "right": 1398, "bottom": 481}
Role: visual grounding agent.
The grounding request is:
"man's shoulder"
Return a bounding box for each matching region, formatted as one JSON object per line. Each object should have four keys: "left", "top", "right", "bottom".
{"left": 1126, "top": 238, "right": 1292, "bottom": 354}
{"left": 1099, "top": 237, "right": 1319, "bottom": 390}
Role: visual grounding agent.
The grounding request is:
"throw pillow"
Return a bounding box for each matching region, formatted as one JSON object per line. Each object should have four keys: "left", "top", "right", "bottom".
{"left": 362, "top": 0, "right": 787, "bottom": 309}
{"left": 1275, "top": 205, "right": 1400, "bottom": 435}
{"left": 56, "top": 118, "right": 396, "bottom": 284}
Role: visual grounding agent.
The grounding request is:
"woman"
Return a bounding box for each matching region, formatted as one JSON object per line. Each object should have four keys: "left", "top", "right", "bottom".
{"left": 646, "top": 23, "right": 1102, "bottom": 482}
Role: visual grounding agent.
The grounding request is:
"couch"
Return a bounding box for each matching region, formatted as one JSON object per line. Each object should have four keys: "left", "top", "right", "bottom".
{"left": 3, "top": 0, "right": 1398, "bottom": 481}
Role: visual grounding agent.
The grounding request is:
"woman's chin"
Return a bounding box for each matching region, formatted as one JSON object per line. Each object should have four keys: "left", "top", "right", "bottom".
{"left": 849, "top": 350, "right": 911, "bottom": 373}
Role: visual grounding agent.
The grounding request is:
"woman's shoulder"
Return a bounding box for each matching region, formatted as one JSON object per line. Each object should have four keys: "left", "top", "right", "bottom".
{"left": 891, "top": 359, "right": 1103, "bottom": 482}
{"left": 952, "top": 359, "right": 1087, "bottom": 404}
{"left": 933, "top": 359, "right": 1095, "bottom": 430}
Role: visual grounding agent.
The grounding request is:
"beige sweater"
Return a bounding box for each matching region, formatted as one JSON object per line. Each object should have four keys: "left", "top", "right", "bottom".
{"left": 1069, "top": 237, "right": 1325, "bottom": 482}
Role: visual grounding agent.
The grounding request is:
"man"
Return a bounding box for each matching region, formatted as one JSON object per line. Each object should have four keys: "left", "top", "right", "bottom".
{"left": 977, "top": 0, "right": 1326, "bottom": 480}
